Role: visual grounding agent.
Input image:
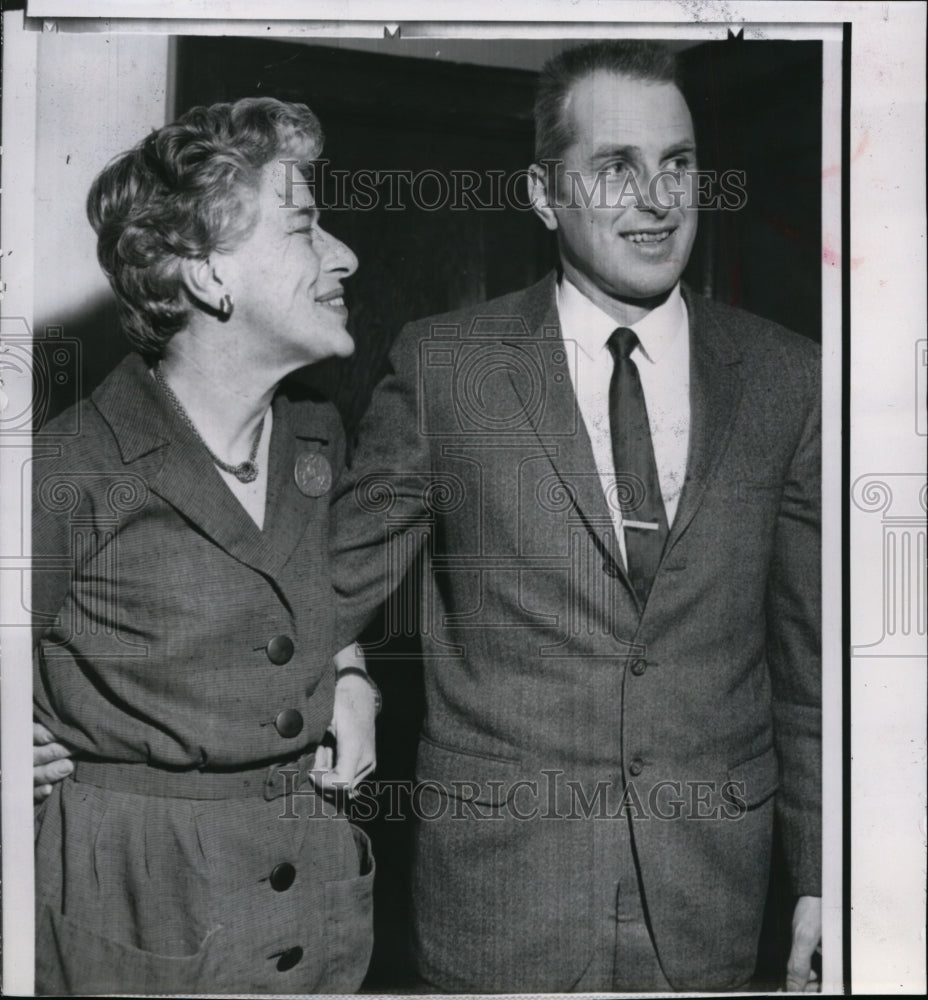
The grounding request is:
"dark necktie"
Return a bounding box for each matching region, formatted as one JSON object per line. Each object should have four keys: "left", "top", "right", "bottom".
{"left": 607, "top": 327, "right": 668, "bottom": 605}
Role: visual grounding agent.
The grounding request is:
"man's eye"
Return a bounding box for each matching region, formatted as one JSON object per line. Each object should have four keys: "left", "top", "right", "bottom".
{"left": 666, "top": 156, "right": 691, "bottom": 173}
{"left": 601, "top": 162, "right": 629, "bottom": 179}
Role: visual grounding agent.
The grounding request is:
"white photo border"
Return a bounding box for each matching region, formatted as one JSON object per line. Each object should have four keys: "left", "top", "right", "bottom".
{"left": 2, "top": 2, "right": 925, "bottom": 996}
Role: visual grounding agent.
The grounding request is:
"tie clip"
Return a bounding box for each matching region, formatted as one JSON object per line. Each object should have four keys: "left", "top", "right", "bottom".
{"left": 624, "top": 519, "right": 660, "bottom": 531}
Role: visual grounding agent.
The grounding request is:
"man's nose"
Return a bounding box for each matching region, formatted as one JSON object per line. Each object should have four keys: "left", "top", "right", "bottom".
{"left": 635, "top": 172, "right": 672, "bottom": 218}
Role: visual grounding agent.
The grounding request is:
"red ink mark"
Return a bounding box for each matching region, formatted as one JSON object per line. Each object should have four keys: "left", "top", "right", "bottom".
{"left": 823, "top": 131, "right": 869, "bottom": 180}
{"left": 822, "top": 245, "right": 864, "bottom": 269}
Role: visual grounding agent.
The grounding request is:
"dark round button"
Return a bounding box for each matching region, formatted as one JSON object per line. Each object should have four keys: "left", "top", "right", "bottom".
{"left": 275, "top": 709, "right": 303, "bottom": 739}
{"left": 270, "top": 862, "right": 296, "bottom": 892}
{"left": 603, "top": 560, "right": 621, "bottom": 579}
{"left": 631, "top": 658, "right": 647, "bottom": 676}
{"left": 629, "top": 758, "right": 644, "bottom": 776}
{"left": 276, "top": 946, "right": 304, "bottom": 972}
{"left": 266, "top": 635, "right": 294, "bottom": 665}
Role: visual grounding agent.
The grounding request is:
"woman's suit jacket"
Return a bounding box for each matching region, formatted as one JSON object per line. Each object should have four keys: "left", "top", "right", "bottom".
{"left": 33, "top": 353, "right": 373, "bottom": 994}
{"left": 333, "top": 273, "right": 821, "bottom": 992}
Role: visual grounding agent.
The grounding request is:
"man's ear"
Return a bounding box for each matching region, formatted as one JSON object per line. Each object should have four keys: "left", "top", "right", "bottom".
{"left": 178, "top": 255, "right": 228, "bottom": 313}
{"left": 528, "top": 163, "right": 559, "bottom": 232}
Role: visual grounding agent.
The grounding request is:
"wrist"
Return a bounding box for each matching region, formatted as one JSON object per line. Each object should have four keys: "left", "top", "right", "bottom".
{"left": 335, "top": 666, "right": 382, "bottom": 716}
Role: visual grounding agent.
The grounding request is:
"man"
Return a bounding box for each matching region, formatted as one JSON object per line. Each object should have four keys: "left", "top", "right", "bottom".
{"left": 331, "top": 41, "right": 821, "bottom": 993}
{"left": 37, "top": 40, "right": 821, "bottom": 993}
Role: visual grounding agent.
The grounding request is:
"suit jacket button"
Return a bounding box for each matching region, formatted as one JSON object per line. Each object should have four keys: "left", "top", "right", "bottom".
{"left": 629, "top": 758, "right": 644, "bottom": 776}
{"left": 276, "top": 946, "right": 304, "bottom": 972}
{"left": 275, "top": 709, "right": 304, "bottom": 739}
{"left": 270, "top": 862, "right": 296, "bottom": 892}
{"left": 266, "top": 635, "right": 295, "bottom": 665}
{"left": 631, "top": 658, "right": 647, "bottom": 676}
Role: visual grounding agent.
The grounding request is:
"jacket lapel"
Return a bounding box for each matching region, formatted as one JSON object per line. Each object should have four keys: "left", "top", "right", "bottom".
{"left": 263, "top": 392, "right": 334, "bottom": 575}
{"left": 664, "top": 286, "right": 743, "bottom": 554}
{"left": 502, "top": 278, "right": 744, "bottom": 603}
{"left": 92, "top": 354, "right": 321, "bottom": 581}
{"left": 503, "top": 275, "right": 626, "bottom": 577}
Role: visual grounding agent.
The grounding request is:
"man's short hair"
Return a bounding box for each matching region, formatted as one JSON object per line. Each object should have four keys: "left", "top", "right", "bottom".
{"left": 534, "top": 41, "right": 681, "bottom": 163}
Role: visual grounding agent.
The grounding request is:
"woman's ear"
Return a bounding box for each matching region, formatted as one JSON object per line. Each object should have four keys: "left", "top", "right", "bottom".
{"left": 178, "top": 256, "right": 228, "bottom": 314}
{"left": 528, "top": 163, "right": 559, "bottom": 232}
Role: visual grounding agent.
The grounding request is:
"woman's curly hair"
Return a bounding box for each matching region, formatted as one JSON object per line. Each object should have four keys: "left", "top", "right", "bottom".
{"left": 87, "top": 97, "right": 323, "bottom": 357}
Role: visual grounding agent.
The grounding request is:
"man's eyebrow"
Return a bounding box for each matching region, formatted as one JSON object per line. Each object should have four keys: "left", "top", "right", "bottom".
{"left": 590, "top": 143, "right": 641, "bottom": 163}
{"left": 589, "top": 139, "right": 697, "bottom": 163}
{"left": 661, "top": 140, "right": 697, "bottom": 159}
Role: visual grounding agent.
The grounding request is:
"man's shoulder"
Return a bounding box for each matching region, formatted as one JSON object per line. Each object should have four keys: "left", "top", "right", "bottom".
{"left": 685, "top": 287, "right": 821, "bottom": 386}
{"left": 685, "top": 290, "right": 821, "bottom": 358}
{"left": 402, "top": 274, "right": 556, "bottom": 338}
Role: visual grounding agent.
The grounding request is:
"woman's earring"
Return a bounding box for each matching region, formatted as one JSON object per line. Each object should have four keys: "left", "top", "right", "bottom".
{"left": 219, "top": 294, "right": 234, "bottom": 320}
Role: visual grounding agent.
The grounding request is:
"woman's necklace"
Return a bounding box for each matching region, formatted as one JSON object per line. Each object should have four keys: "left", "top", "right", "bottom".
{"left": 153, "top": 363, "right": 265, "bottom": 484}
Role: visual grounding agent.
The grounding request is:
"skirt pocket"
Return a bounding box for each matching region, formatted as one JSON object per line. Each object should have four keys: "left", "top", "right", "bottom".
{"left": 321, "top": 823, "right": 375, "bottom": 993}
{"left": 36, "top": 901, "right": 220, "bottom": 996}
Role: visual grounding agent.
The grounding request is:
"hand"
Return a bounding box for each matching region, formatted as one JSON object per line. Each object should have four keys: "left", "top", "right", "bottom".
{"left": 311, "top": 644, "right": 377, "bottom": 798}
{"left": 33, "top": 721, "right": 74, "bottom": 804}
{"left": 785, "top": 895, "right": 822, "bottom": 992}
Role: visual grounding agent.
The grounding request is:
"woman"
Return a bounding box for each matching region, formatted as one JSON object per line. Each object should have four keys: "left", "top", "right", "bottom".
{"left": 32, "top": 97, "right": 379, "bottom": 994}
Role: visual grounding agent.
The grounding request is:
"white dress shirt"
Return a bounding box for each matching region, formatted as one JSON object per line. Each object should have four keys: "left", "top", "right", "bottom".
{"left": 557, "top": 277, "right": 690, "bottom": 568}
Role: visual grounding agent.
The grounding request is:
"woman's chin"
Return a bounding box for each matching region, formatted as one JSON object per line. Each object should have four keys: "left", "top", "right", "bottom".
{"left": 331, "top": 331, "right": 356, "bottom": 359}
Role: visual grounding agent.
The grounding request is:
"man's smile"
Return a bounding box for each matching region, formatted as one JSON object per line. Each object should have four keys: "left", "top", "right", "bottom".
{"left": 621, "top": 228, "right": 674, "bottom": 244}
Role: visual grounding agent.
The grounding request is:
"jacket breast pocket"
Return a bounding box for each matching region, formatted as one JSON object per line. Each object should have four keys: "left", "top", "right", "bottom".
{"left": 733, "top": 479, "right": 783, "bottom": 506}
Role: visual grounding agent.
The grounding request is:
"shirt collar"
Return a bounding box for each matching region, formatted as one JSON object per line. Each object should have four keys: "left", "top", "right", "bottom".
{"left": 556, "top": 276, "right": 687, "bottom": 365}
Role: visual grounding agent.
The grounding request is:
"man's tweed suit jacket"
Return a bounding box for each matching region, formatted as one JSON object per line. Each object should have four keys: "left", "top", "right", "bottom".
{"left": 333, "top": 272, "right": 821, "bottom": 992}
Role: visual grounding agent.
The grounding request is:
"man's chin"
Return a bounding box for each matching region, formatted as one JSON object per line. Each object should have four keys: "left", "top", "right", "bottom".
{"left": 608, "top": 276, "right": 681, "bottom": 309}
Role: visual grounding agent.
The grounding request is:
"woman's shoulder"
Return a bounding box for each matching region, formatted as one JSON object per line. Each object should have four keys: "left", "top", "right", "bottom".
{"left": 32, "top": 356, "right": 156, "bottom": 534}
